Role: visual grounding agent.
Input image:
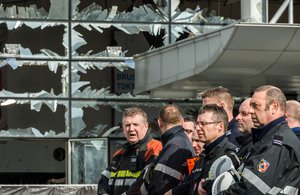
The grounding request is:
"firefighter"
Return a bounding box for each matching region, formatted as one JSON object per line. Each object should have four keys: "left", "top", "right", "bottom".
{"left": 166, "top": 104, "right": 239, "bottom": 195}
{"left": 210, "top": 85, "right": 300, "bottom": 195}
{"left": 140, "top": 104, "right": 195, "bottom": 194}
{"left": 97, "top": 107, "right": 162, "bottom": 195}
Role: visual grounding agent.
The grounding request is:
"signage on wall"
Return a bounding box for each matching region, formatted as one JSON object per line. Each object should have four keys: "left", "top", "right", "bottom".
{"left": 114, "top": 68, "right": 135, "bottom": 95}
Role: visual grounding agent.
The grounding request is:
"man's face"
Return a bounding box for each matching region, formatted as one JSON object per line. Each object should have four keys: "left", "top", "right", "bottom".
{"left": 196, "top": 112, "right": 223, "bottom": 144}
{"left": 122, "top": 114, "right": 148, "bottom": 144}
{"left": 183, "top": 121, "right": 195, "bottom": 141}
{"left": 191, "top": 131, "right": 204, "bottom": 156}
{"left": 236, "top": 100, "right": 253, "bottom": 134}
{"left": 249, "top": 91, "right": 272, "bottom": 128}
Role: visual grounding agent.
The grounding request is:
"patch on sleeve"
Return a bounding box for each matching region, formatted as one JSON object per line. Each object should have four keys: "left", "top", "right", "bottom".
{"left": 257, "top": 159, "right": 270, "bottom": 173}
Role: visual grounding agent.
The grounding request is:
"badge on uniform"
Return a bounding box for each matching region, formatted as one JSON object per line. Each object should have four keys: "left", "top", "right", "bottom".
{"left": 257, "top": 159, "right": 270, "bottom": 173}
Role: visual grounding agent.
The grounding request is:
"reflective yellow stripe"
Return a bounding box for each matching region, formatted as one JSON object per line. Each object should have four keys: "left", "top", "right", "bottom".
{"left": 111, "top": 172, "right": 117, "bottom": 177}
{"left": 117, "top": 170, "right": 126, "bottom": 177}
{"left": 125, "top": 170, "right": 141, "bottom": 177}
{"left": 110, "top": 170, "right": 142, "bottom": 178}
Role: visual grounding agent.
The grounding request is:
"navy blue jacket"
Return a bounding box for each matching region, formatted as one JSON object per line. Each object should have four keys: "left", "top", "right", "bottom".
{"left": 144, "top": 125, "right": 195, "bottom": 195}
{"left": 226, "top": 119, "right": 242, "bottom": 147}
{"left": 219, "top": 117, "right": 300, "bottom": 195}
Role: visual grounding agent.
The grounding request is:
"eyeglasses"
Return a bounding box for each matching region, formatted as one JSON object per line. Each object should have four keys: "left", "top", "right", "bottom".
{"left": 194, "top": 121, "right": 221, "bottom": 127}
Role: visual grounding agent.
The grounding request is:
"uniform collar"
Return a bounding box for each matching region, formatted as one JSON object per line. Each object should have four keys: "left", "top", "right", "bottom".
{"left": 251, "top": 116, "right": 285, "bottom": 142}
{"left": 124, "top": 133, "right": 151, "bottom": 150}
{"left": 292, "top": 127, "right": 300, "bottom": 132}
{"left": 235, "top": 133, "right": 252, "bottom": 147}
{"left": 161, "top": 125, "right": 183, "bottom": 146}
{"left": 228, "top": 118, "right": 238, "bottom": 131}
{"left": 203, "top": 133, "right": 226, "bottom": 154}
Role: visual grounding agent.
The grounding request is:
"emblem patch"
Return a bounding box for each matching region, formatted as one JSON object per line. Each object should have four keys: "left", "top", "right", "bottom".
{"left": 257, "top": 159, "right": 270, "bottom": 173}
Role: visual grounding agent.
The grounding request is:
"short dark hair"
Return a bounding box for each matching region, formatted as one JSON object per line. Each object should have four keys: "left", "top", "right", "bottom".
{"left": 198, "top": 104, "right": 229, "bottom": 130}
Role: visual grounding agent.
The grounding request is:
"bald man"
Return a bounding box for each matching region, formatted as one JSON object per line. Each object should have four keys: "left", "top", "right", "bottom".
{"left": 235, "top": 98, "right": 254, "bottom": 158}
{"left": 286, "top": 100, "right": 300, "bottom": 139}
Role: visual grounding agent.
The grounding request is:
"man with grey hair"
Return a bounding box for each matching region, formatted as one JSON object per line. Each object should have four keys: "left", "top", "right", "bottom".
{"left": 216, "top": 85, "right": 300, "bottom": 195}
{"left": 97, "top": 107, "right": 162, "bottom": 195}
{"left": 234, "top": 98, "right": 254, "bottom": 156}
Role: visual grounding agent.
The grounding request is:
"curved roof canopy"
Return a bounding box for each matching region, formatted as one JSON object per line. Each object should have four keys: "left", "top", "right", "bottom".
{"left": 134, "top": 23, "right": 300, "bottom": 98}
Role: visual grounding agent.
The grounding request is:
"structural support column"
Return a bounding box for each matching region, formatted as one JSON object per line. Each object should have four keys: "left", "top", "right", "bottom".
{"left": 270, "top": 0, "right": 293, "bottom": 24}
{"left": 241, "top": 0, "right": 267, "bottom": 23}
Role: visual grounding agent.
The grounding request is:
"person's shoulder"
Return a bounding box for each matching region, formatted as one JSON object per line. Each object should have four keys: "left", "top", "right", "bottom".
{"left": 223, "top": 137, "right": 240, "bottom": 153}
{"left": 270, "top": 123, "right": 300, "bottom": 159}
{"left": 112, "top": 148, "right": 125, "bottom": 158}
{"left": 147, "top": 138, "right": 163, "bottom": 150}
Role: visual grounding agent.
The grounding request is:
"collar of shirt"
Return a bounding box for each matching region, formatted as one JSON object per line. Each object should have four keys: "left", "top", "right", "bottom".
{"left": 124, "top": 133, "right": 151, "bottom": 150}
{"left": 251, "top": 116, "right": 285, "bottom": 142}
{"left": 203, "top": 133, "right": 226, "bottom": 154}
{"left": 160, "top": 125, "right": 183, "bottom": 146}
{"left": 292, "top": 127, "right": 300, "bottom": 132}
{"left": 228, "top": 118, "right": 238, "bottom": 131}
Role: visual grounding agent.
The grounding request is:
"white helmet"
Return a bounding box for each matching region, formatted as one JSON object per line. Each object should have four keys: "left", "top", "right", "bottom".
{"left": 208, "top": 153, "right": 240, "bottom": 180}
{"left": 211, "top": 168, "right": 241, "bottom": 195}
{"left": 206, "top": 153, "right": 241, "bottom": 195}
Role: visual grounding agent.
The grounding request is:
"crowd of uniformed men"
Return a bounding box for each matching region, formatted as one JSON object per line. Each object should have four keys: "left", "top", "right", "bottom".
{"left": 97, "top": 85, "right": 300, "bottom": 195}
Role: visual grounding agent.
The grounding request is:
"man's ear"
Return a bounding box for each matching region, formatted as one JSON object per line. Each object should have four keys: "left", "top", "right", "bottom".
{"left": 180, "top": 116, "right": 184, "bottom": 125}
{"left": 157, "top": 118, "right": 162, "bottom": 128}
{"left": 218, "top": 122, "right": 225, "bottom": 133}
{"left": 271, "top": 101, "right": 280, "bottom": 115}
{"left": 219, "top": 102, "right": 225, "bottom": 109}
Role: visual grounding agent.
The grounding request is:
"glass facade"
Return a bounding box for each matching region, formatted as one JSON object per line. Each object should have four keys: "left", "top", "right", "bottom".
{"left": 1, "top": 0, "right": 298, "bottom": 185}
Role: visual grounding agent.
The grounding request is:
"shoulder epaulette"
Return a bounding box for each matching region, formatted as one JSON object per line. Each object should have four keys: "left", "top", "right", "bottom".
{"left": 273, "top": 135, "right": 283, "bottom": 146}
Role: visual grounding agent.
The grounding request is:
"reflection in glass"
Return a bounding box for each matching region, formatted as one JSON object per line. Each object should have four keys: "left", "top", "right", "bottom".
{"left": 70, "top": 138, "right": 108, "bottom": 184}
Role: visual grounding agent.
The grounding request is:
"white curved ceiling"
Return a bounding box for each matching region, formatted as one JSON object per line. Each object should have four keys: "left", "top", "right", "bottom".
{"left": 134, "top": 23, "right": 300, "bottom": 98}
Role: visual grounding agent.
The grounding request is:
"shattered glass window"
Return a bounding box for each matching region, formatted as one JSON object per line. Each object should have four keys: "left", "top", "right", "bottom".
{"left": 0, "top": 0, "right": 221, "bottom": 185}
{"left": 72, "top": 0, "right": 169, "bottom": 22}
{"left": 71, "top": 23, "right": 167, "bottom": 56}
{"left": 0, "top": 101, "right": 68, "bottom": 137}
{"left": 0, "top": 0, "right": 68, "bottom": 20}
{"left": 0, "top": 21, "right": 68, "bottom": 58}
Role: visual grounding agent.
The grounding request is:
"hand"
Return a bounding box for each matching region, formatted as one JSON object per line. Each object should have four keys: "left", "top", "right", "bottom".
{"left": 198, "top": 178, "right": 207, "bottom": 195}
{"left": 164, "top": 189, "right": 172, "bottom": 195}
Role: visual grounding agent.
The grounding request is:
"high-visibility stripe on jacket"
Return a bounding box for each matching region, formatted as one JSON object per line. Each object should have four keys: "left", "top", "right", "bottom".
{"left": 97, "top": 134, "right": 162, "bottom": 195}
{"left": 219, "top": 118, "right": 300, "bottom": 195}
{"left": 143, "top": 125, "right": 195, "bottom": 195}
